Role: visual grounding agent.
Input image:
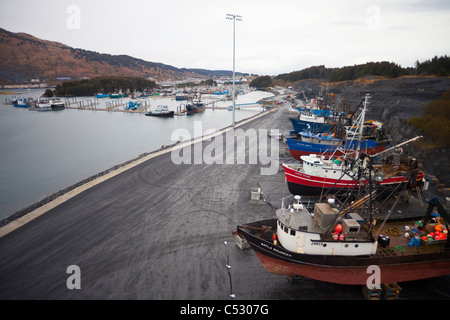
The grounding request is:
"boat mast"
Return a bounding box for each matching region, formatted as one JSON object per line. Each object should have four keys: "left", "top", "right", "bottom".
{"left": 356, "top": 94, "right": 370, "bottom": 153}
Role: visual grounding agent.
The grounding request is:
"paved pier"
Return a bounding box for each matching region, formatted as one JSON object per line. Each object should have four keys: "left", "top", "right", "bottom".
{"left": 0, "top": 101, "right": 449, "bottom": 301}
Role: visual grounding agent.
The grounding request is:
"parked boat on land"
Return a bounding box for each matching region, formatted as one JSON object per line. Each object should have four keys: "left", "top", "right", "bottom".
{"left": 287, "top": 95, "right": 391, "bottom": 160}
{"left": 286, "top": 135, "right": 388, "bottom": 160}
{"left": 237, "top": 168, "right": 450, "bottom": 285}
{"left": 289, "top": 117, "right": 332, "bottom": 134}
{"left": 282, "top": 148, "right": 424, "bottom": 196}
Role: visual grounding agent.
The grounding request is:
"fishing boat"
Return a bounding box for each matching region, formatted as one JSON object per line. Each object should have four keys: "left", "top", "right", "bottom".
{"left": 282, "top": 142, "right": 425, "bottom": 196}
{"left": 289, "top": 116, "right": 332, "bottom": 134}
{"left": 286, "top": 135, "right": 389, "bottom": 160}
{"left": 297, "top": 131, "right": 342, "bottom": 146}
{"left": 186, "top": 95, "right": 206, "bottom": 114}
{"left": 96, "top": 93, "right": 109, "bottom": 98}
{"left": 236, "top": 175, "right": 450, "bottom": 285}
{"left": 145, "top": 105, "right": 174, "bottom": 117}
{"left": 287, "top": 95, "right": 391, "bottom": 160}
{"left": 298, "top": 108, "right": 333, "bottom": 117}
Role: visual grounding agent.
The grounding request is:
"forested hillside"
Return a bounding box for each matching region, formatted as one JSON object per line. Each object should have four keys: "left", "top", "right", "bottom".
{"left": 276, "top": 56, "right": 450, "bottom": 83}
{"left": 53, "top": 76, "right": 157, "bottom": 96}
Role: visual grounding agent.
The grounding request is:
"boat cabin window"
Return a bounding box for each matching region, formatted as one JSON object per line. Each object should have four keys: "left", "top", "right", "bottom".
{"left": 290, "top": 230, "right": 296, "bottom": 236}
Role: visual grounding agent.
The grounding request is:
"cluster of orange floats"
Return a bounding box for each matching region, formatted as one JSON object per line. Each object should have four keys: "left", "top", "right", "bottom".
{"left": 421, "top": 224, "right": 448, "bottom": 243}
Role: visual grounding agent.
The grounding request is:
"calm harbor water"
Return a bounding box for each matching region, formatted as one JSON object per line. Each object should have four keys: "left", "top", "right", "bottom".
{"left": 0, "top": 88, "right": 274, "bottom": 220}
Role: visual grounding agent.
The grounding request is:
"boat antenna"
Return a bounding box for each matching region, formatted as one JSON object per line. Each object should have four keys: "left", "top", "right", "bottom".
{"left": 356, "top": 94, "right": 370, "bottom": 154}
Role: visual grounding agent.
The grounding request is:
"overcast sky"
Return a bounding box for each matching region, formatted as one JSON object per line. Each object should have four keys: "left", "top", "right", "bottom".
{"left": 1, "top": 0, "right": 449, "bottom": 75}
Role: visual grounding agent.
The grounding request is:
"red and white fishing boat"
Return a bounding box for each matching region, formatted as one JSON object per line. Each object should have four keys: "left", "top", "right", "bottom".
{"left": 282, "top": 150, "right": 424, "bottom": 196}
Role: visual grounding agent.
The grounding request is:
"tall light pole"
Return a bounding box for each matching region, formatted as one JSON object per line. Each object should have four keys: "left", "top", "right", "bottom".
{"left": 226, "top": 13, "right": 242, "bottom": 127}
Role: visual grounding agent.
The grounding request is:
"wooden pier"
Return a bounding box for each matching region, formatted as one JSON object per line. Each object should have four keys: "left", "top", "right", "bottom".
{"left": 64, "top": 98, "right": 100, "bottom": 110}
{"left": 64, "top": 97, "right": 151, "bottom": 113}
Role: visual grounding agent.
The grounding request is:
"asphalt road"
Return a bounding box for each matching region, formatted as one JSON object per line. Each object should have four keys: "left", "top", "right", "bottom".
{"left": 1, "top": 101, "right": 449, "bottom": 301}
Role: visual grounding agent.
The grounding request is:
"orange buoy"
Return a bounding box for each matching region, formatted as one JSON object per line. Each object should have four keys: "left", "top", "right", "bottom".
{"left": 335, "top": 224, "right": 343, "bottom": 233}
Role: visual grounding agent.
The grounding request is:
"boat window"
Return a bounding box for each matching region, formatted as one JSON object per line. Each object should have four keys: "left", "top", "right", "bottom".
{"left": 284, "top": 226, "right": 288, "bottom": 233}
{"left": 355, "top": 244, "right": 359, "bottom": 248}
{"left": 323, "top": 243, "right": 327, "bottom": 247}
{"left": 345, "top": 244, "right": 349, "bottom": 248}
{"left": 290, "top": 230, "right": 296, "bottom": 236}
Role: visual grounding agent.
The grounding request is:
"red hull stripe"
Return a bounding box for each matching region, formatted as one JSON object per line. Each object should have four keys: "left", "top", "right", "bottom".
{"left": 283, "top": 166, "right": 405, "bottom": 189}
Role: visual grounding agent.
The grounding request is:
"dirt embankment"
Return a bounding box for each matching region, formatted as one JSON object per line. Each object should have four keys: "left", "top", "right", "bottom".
{"left": 294, "top": 76, "right": 450, "bottom": 187}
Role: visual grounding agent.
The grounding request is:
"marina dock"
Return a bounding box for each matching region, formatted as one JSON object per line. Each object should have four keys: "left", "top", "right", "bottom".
{"left": 0, "top": 98, "right": 448, "bottom": 301}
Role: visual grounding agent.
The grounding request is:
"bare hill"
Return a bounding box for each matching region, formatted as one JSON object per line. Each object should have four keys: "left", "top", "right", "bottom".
{"left": 0, "top": 28, "right": 203, "bottom": 84}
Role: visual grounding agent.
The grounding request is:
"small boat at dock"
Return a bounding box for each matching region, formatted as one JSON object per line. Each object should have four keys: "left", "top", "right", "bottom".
{"left": 145, "top": 105, "right": 174, "bottom": 117}
{"left": 11, "top": 96, "right": 32, "bottom": 108}
{"left": 175, "top": 93, "right": 188, "bottom": 101}
{"left": 50, "top": 98, "right": 65, "bottom": 110}
{"left": 186, "top": 101, "right": 206, "bottom": 114}
{"left": 110, "top": 92, "right": 127, "bottom": 99}
{"left": 184, "top": 93, "right": 206, "bottom": 114}
{"left": 126, "top": 99, "right": 142, "bottom": 110}
{"left": 29, "top": 97, "right": 52, "bottom": 111}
